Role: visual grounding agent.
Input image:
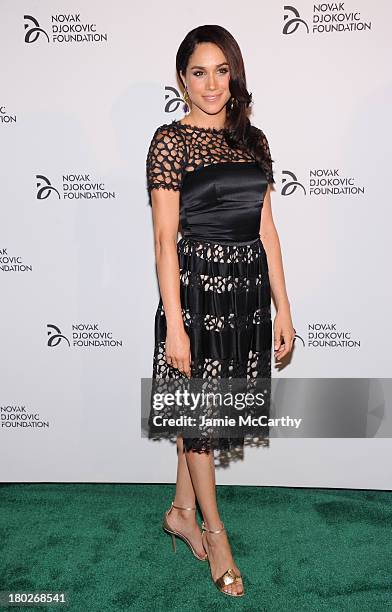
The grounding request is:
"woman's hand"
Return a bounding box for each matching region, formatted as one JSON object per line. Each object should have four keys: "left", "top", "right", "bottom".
{"left": 165, "top": 326, "right": 192, "bottom": 378}
{"left": 273, "top": 306, "right": 296, "bottom": 363}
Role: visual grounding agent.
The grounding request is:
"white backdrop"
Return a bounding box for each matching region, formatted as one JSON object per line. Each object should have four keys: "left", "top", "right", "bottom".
{"left": 1, "top": 1, "right": 391, "bottom": 488}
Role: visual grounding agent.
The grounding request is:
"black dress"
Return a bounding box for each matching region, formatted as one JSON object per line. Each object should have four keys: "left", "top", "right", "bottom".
{"left": 146, "top": 119, "right": 274, "bottom": 467}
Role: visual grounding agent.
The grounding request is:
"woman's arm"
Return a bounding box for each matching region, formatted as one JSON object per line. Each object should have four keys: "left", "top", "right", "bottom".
{"left": 259, "top": 184, "right": 295, "bottom": 363}
{"left": 151, "top": 188, "right": 191, "bottom": 377}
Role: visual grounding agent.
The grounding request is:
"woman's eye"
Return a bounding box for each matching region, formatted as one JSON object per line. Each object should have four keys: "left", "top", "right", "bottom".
{"left": 192, "top": 68, "right": 229, "bottom": 77}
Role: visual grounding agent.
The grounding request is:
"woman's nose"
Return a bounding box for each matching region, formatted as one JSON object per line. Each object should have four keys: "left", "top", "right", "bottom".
{"left": 206, "top": 75, "right": 217, "bottom": 90}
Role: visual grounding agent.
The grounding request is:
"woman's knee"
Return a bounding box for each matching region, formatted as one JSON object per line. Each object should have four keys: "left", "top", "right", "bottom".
{"left": 176, "top": 435, "right": 184, "bottom": 453}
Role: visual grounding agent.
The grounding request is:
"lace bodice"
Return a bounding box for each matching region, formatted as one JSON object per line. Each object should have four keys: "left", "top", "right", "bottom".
{"left": 146, "top": 119, "right": 275, "bottom": 193}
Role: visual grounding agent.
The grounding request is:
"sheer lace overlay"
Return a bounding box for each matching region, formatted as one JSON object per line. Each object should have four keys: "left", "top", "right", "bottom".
{"left": 146, "top": 120, "right": 274, "bottom": 466}
{"left": 146, "top": 120, "right": 275, "bottom": 193}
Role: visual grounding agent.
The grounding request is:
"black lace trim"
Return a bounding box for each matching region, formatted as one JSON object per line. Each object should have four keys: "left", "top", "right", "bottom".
{"left": 172, "top": 119, "right": 226, "bottom": 135}
{"left": 177, "top": 236, "right": 266, "bottom": 264}
{"left": 149, "top": 341, "right": 271, "bottom": 460}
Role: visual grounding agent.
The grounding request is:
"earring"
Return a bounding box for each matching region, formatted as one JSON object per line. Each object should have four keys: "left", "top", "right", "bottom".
{"left": 229, "top": 97, "right": 236, "bottom": 111}
{"left": 183, "top": 86, "right": 191, "bottom": 114}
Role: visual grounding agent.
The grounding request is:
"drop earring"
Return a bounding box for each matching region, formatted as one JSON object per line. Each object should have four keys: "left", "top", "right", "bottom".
{"left": 183, "top": 85, "right": 191, "bottom": 114}
{"left": 229, "top": 97, "right": 237, "bottom": 111}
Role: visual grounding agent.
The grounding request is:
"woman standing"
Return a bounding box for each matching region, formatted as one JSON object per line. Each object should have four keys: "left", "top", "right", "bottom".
{"left": 146, "top": 25, "right": 295, "bottom": 597}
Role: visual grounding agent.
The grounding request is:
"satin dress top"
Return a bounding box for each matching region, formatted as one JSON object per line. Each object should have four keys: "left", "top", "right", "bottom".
{"left": 180, "top": 161, "right": 269, "bottom": 244}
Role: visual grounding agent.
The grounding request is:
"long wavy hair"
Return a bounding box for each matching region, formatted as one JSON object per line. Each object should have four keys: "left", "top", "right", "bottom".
{"left": 176, "top": 24, "right": 273, "bottom": 171}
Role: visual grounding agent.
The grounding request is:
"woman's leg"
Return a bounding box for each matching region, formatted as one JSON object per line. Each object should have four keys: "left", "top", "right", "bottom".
{"left": 166, "top": 435, "right": 205, "bottom": 559}
{"left": 184, "top": 445, "right": 244, "bottom": 596}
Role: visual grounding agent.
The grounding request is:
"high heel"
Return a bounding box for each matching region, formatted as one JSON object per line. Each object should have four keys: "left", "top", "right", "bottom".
{"left": 201, "top": 520, "right": 245, "bottom": 597}
{"left": 162, "top": 501, "right": 208, "bottom": 561}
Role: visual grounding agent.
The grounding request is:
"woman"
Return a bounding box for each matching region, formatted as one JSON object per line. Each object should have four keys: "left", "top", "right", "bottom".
{"left": 146, "top": 25, "right": 295, "bottom": 597}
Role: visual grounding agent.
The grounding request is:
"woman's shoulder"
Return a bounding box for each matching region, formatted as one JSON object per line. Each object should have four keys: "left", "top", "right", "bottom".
{"left": 148, "top": 120, "right": 186, "bottom": 149}
{"left": 249, "top": 124, "right": 272, "bottom": 154}
{"left": 150, "top": 119, "right": 182, "bottom": 138}
{"left": 250, "top": 123, "right": 267, "bottom": 138}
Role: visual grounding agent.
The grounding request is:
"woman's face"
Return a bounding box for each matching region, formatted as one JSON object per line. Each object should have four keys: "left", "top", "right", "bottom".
{"left": 181, "top": 42, "right": 231, "bottom": 117}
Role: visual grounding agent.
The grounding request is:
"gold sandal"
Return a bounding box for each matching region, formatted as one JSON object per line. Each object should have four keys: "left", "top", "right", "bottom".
{"left": 201, "top": 520, "right": 245, "bottom": 597}
{"left": 162, "top": 501, "right": 208, "bottom": 561}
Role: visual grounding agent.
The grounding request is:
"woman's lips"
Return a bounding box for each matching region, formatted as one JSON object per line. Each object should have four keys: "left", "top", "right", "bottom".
{"left": 203, "top": 94, "right": 222, "bottom": 102}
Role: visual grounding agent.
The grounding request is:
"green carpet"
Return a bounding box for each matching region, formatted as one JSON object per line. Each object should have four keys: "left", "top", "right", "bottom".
{"left": 0, "top": 484, "right": 391, "bottom": 611}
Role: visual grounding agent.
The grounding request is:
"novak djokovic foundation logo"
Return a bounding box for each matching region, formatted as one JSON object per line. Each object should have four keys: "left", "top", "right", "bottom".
{"left": 295, "top": 323, "right": 361, "bottom": 349}
{"left": 24, "top": 13, "right": 108, "bottom": 44}
{"left": 36, "top": 173, "right": 116, "bottom": 200}
{"left": 47, "top": 323, "right": 123, "bottom": 348}
{"left": 1, "top": 404, "right": 50, "bottom": 429}
{"left": 283, "top": 3, "right": 372, "bottom": 35}
{"left": 164, "top": 86, "right": 186, "bottom": 113}
{"left": 0, "top": 248, "right": 32, "bottom": 272}
{"left": 0, "top": 105, "right": 17, "bottom": 124}
{"left": 281, "top": 169, "right": 365, "bottom": 196}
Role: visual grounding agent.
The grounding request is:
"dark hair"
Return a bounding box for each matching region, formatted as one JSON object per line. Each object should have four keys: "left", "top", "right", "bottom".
{"left": 176, "top": 24, "right": 273, "bottom": 172}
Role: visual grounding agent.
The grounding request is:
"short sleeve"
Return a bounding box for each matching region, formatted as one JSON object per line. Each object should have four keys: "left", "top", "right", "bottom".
{"left": 259, "top": 129, "right": 275, "bottom": 185}
{"left": 146, "top": 124, "right": 186, "bottom": 195}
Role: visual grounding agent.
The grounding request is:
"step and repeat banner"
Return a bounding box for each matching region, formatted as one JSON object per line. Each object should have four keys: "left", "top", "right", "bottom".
{"left": 1, "top": 1, "right": 391, "bottom": 487}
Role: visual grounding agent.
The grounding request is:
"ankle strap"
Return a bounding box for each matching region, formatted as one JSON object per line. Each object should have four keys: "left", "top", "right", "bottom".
{"left": 201, "top": 520, "right": 225, "bottom": 534}
{"left": 171, "top": 500, "right": 196, "bottom": 511}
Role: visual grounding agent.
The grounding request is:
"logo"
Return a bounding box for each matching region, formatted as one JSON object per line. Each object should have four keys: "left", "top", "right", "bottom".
{"left": 281, "top": 169, "right": 365, "bottom": 196}
{"left": 165, "top": 86, "right": 185, "bottom": 114}
{"left": 47, "top": 323, "right": 123, "bottom": 348}
{"left": 24, "top": 15, "right": 50, "bottom": 43}
{"left": 36, "top": 173, "right": 116, "bottom": 200}
{"left": 47, "top": 324, "right": 71, "bottom": 347}
{"left": 283, "top": 3, "right": 372, "bottom": 35}
{"left": 282, "top": 171, "right": 307, "bottom": 196}
{"left": 283, "top": 6, "right": 310, "bottom": 34}
{"left": 0, "top": 248, "right": 33, "bottom": 272}
{"left": 24, "top": 13, "right": 108, "bottom": 45}
{"left": 36, "top": 175, "right": 61, "bottom": 199}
